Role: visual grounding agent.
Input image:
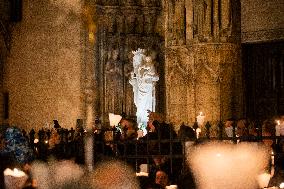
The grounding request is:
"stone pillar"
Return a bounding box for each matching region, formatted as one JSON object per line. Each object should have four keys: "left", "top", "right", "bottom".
{"left": 83, "top": 1, "right": 97, "bottom": 129}
{"left": 193, "top": 43, "right": 242, "bottom": 124}
{"left": 83, "top": 37, "right": 96, "bottom": 130}
{"left": 165, "top": 0, "right": 242, "bottom": 132}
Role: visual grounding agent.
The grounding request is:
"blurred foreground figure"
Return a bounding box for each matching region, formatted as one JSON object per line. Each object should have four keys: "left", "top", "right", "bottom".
{"left": 0, "top": 126, "right": 35, "bottom": 189}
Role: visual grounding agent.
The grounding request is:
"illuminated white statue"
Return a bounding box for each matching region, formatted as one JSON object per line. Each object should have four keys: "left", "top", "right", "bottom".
{"left": 129, "top": 48, "right": 159, "bottom": 127}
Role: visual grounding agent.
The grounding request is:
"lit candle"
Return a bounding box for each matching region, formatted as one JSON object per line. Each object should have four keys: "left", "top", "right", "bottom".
{"left": 4, "top": 168, "right": 28, "bottom": 189}
{"left": 196, "top": 112, "right": 205, "bottom": 126}
{"left": 136, "top": 172, "right": 149, "bottom": 177}
{"left": 4, "top": 168, "right": 26, "bottom": 177}
{"left": 165, "top": 185, "right": 178, "bottom": 189}
{"left": 196, "top": 128, "right": 201, "bottom": 139}
{"left": 275, "top": 120, "right": 281, "bottom": 136}
{"left": 34, "top": 138, "right": 39, "bottom": 144}
{"left": 271, "top": 150, "right": 274, "bottom": 165}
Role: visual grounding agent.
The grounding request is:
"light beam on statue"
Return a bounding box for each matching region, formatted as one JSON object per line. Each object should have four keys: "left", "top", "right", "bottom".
{"left": 129, "top": 48, "right": 159, "bottom": 132}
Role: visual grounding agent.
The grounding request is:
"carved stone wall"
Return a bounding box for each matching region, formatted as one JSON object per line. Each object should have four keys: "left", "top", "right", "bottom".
{"left": 166, "top": 0, "right": 240, "bottom": 46}
{"left": 241, "top": 0, "right": 284, "bottom": 43}
{"left": 165, "top": 0, "right": 242, "bottom": 130}
{"left": 93, "top": 1, "right": 165, "bottom": 124}
{"left": 166, "top": 44, "right": 242, "bottom": 126}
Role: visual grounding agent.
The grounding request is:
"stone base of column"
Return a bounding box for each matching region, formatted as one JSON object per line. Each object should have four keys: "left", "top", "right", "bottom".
{"left": 165, "top": 43, "right": 243, "bottom": 133}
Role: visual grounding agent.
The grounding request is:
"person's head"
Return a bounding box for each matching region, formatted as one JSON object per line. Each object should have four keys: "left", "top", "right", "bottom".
{"left": 225, "top": 118, "right": 234, "bottom": 128}
{"left": 225, "top": 118, "right": 234, "bottom": 137}
{"left": 262, "top": 119, "right": 275, "bottom": 147}
{"left": 53, "top": 120, "right": 61, "bottom": 128}
{"left": 153, "top": 155, "right": 167, "bottom": 166}
{"left": 262, "top": 119, "right": 276, "bottom": 135}
{"left": 178, "top": 124, "right": 196, "bottom": 140}
{"left": 148, "top": 111, "right": 164, "bottom": 124}
{"left": 236, "top": 118, "right": 247, "bottom": 136}
{"left": 155, "top": 170, "right": 169, "bottom": 188}
{"left": 120, "top": 118, "right": 138, "bottom": 140}
{"left": 147, "top": 120, "right": 159, "bottom": 133}
{"left": 3, "top": 126, "right": 34, "bottom": 164}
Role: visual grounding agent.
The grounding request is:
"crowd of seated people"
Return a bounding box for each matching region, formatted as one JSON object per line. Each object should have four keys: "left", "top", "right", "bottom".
{"left": 90, "top": 112, "right": 196, "bottom": 188}
{"left": 1, "top": 115, "right": 284, "bottom": 189}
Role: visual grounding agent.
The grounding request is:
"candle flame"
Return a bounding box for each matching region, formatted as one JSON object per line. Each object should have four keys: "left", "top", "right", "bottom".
{"left": 196, "top": 128, "right": 201, "bottom": 139}
{"left": 13, "top": 168, "right": 19, "bottom": 174}
{"left": 276, "top": 120, "right": 280, "bottom": 125}
{"left": 280, "top": 182, "right": 284, "bottom": 189}
{"left": 4, "top": 168, "right": 26, "bottom": 177}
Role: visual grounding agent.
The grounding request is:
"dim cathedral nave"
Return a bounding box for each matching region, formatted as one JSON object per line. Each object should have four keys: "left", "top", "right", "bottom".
{"left": 0, "top": 0, "right": 283, "bottom": 131}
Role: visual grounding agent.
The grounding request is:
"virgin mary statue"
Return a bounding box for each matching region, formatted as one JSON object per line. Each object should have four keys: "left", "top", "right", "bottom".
{"left": 129, "top": 48, "right": 159, "bottom": 128}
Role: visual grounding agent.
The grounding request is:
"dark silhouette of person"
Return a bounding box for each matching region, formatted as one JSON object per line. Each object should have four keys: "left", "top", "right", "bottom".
{"left": 53, "top": 120, "right": 61, "bottom": 129}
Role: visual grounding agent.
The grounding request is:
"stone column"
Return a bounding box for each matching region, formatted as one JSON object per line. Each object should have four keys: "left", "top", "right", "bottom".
{"left": 83, "top": 1, "right": 99, "bottom": 129}
{"left": 193, "top": 43, "right": 242, "bottom": 126}
{"left": 84, "top": 36, "right": 96, "bottom": 130}
{"left": 165, "top": 0, "right": 242, "bottom": 132}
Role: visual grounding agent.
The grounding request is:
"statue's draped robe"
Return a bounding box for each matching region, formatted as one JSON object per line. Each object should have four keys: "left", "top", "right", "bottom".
{"left": 130, "top": 50, "right": 159, "bottom": 126}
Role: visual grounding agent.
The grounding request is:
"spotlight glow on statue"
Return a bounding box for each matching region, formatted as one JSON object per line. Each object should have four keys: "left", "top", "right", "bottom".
{"left": 129, "top": 48, "right": 159, "bottom": 129}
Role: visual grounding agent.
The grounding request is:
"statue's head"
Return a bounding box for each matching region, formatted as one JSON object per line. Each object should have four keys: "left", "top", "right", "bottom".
{"left": 132, "top": 48, "right": 145, "bottom": 66}
{"left": 132, "top": 48, "right": 145, "bottom": 56}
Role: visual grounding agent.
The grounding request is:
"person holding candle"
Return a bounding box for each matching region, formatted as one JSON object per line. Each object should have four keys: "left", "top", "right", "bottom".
{"left": 196, "top": 112, "right": 205, "bottom": 127}
{"left": 0, "top": 126, "right": 34, "bottom": 189}
{"left": 224, "top": 118, "right": 234, "bottom": 138}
